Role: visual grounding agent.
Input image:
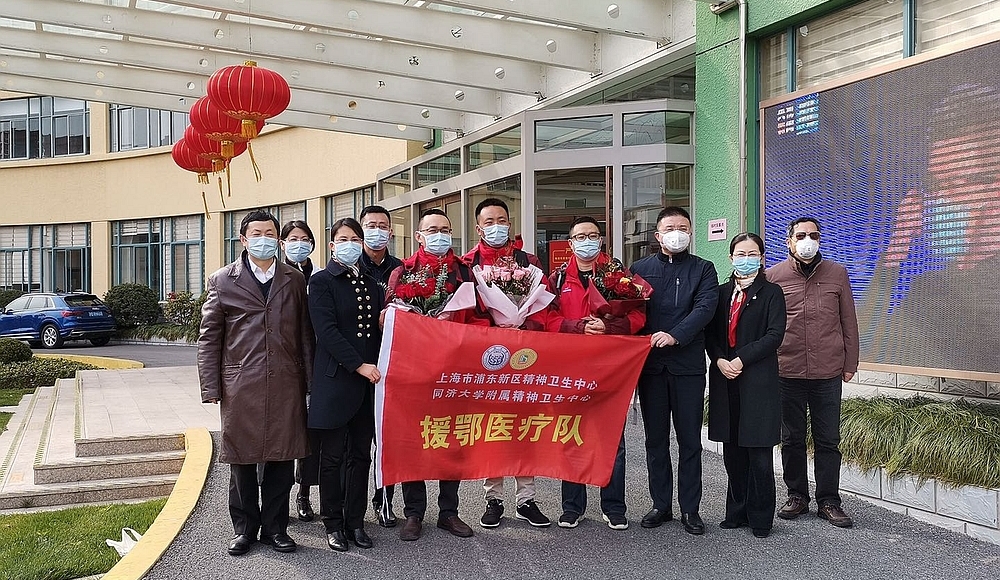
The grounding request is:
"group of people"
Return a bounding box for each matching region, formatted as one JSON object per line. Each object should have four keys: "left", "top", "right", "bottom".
{"left": 198, "top": 199, "right": 859, "bottom": 556}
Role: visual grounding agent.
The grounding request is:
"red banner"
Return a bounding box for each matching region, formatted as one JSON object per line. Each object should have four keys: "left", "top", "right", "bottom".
{"left": 374, "top": 309, "right": 650, "bottom": 487}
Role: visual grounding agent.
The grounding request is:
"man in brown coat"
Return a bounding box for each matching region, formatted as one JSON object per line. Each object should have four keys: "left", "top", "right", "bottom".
{"left": 199, "top": 209, "right": 314, "bottom": 556}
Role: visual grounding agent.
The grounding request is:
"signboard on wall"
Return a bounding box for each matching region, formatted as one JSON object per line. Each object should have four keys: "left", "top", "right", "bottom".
{"left": 548, "top": 240, "right": 573, "bottom": 270}
{"left": 761, "top": 38, "right": 1000, "bottom": 377}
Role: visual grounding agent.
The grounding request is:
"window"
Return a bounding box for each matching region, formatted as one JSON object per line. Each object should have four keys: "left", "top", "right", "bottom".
{"left": 416, "top": 149, "right": 461, "bottom": 187}
{"left": 381, "top": 169, "right": 411, "bottom": 199}
{"left": 623, "top": 111, "right": 691, "bottom": 146}
{"left": 759, "top": 32, "right": 789, "bottom": 100}
{"left": 566, "top": 65, "right": 696, "bottom": 106}
{"left": 390, "top": 207, "right": 412, "bottom": 259}
{"left": 324, "top": 185, "right": 376, "bottom": 248}
{"left": 535, "top": 116, "right": 613, "bottom": 151}
{"left": 623, "top": 164, "right": 691, "bottom": 267}
{"left": 113, "top": 216, "right": 204, "bottom": 298}
{"left": 916, "top": 0, "right": 1000, "bottom": 53}
{"left": 4, "top": 296, "right": 29, "bottom": 311}
{"left": 468, "top": 125, "right": 521, "bottom": 170}
{"left": 110, "top": 104, "right": 189, "bottom": 152}
{"left": 0, "top": 96, "right": 89, "bottom": 161}
{"left": 225, "top": 203, "right": 305, "bottom": 263}
{"left": 467, "top": 176, "right": 522, "bottom": 253}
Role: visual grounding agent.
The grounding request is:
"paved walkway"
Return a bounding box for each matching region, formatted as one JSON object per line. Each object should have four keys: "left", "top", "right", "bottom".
{"left": 146, "top": 423, "right": 1000, "bottom": 580}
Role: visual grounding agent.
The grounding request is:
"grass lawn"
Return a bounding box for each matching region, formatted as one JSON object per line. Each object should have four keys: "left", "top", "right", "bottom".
{"left": 0, "top": 498, "right": 167, "bottom": 580}
{"left": 0, "top": 412, "right": 11, "bottom": 432}
{"left": 0, "top": 388, "right": 35, "bottom": 407}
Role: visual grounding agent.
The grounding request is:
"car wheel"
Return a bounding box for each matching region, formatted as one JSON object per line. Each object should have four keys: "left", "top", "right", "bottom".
{"left": 90, "top": 337, "right": 111, "bottom": 347}
{"left": 40, "top": 324, "right": 64, "bottom": 349}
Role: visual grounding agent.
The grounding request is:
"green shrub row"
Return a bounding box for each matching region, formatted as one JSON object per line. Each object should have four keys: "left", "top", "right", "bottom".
{"left": 103, "top": 284, "right": 161, "bottom": 330}
{"left": 0, "top": 358, "right": 99, "bottom": 390}
{"left": 0, "top": 338, "right": 33, "bottom": 364}
{"left": 118, "top": 322, "right": 199, "bottom": 343}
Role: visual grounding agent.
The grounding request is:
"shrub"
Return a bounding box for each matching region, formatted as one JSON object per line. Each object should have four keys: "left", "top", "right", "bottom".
{"left": 0, "top": 289, "right": 24, "bottom": 309}
{"left": 0, "top": 358, "right": 99, "bottom": 390}
{"left": 103, "top": 284, "right": 162, "bottom": 329}
{"left": 162, "top": 291, "right": 206, "bottom": 328}
{"left": 0, "top": 339, "right": 32, "bottom": 364}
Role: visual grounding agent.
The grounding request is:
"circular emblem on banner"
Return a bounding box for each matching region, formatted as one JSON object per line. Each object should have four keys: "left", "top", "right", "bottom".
{"left": 481, "top": 345, "right": 511, "bottom": 371}
{"left": 509, "top": 348, "right": 538, "bottom": 370}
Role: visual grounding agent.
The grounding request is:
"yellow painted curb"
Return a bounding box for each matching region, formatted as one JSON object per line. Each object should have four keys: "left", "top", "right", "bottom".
{"left": 33, "top": 353, "right": 144, "bottom": 369}
{"left": 102, "top": 427, "right": 213, "bottom": 580}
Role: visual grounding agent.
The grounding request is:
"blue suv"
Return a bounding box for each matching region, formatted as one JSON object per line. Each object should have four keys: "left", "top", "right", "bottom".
{"left": 0, "top": 292, "right": 117, "bottom": 348}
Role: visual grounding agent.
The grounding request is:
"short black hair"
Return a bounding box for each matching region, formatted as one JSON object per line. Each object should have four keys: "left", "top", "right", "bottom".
{"left": 787, "top": 217, "right": 821, "bottom": 239}
{"left": 475, "top": 197, "right": 509, "bottom": 220}
{"left": 329, "top": 217, "right": 364, "bottom": 239}
{"left": 359, "top": 205, "right": 391, "bottom": 223}
{"left": 418, "top": 208, "right": 449, "bottom": 230}
{"left": 240, "top": 209, "right": 280, "bottom": 236}
{"left": 280, "top": 220, "right": 314, "bottom": 241}
{"left": 729, "top": 232, "right": 765, "bottom": 255}
{"left": 655, "top": 206, "right": 690, "bottom": 224}
{"left": 569, "top": 216, "right": 601, "bottom": 235}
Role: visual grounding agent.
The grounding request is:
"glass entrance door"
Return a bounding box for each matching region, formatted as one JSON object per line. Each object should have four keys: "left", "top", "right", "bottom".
{"left": 534, "top": 167, "right": 610, "bottom": 272}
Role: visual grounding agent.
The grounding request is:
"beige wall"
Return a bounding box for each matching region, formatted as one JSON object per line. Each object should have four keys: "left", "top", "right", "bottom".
{"left": 0, "top": 97, "right": 418, "bottom": 293}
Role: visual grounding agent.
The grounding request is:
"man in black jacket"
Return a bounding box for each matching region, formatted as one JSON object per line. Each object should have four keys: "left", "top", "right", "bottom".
{"left": 358, "top": 204, "right": 403, "bottom": 528}
{"left": 630, "top": 206, "right": 719, "bottom": 535}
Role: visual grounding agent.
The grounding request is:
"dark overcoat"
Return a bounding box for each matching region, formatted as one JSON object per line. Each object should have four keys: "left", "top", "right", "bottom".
{"left": 307, "top": 259, "right": 385, "bottom": 430}
{"left": 198, "top": 253, "right": 314, "bottom": 464}
{"left": 706, "top": 274, "right": 786, "bottom": 448}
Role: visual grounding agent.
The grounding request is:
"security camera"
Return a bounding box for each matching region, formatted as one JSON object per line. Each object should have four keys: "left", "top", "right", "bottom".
{"left": 431, "top": 188, "right": 439, "bottom": 193}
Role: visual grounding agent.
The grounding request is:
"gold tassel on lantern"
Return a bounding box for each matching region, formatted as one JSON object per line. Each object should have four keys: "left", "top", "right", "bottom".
{"left": 247, "top": 141, "right": 262, "bottom": 182}
{"left": 198, "top": 172, "right": 209, "bottom": 185}
{"left": 201, "top": 191, "right": 211, "bottom": 219}
{"left": 221, "top": 140, "right": 234, "bottom": 158}
{"left": 241, "top": 118, "right": 260, "bottom": 139}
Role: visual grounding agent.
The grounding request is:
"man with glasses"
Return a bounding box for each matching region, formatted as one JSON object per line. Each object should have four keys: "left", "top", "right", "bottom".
{"left": 358, "top": 204, "right": 403, "bottom": 528}
{"left": 462, "top": 197, "right": 551, "bottom": 529}
{"left": 630, "top": 206, "right": 718, "bottom": 535}
{"left": 545, "top": 216, "right": 646, "bottom": 531}
{"left": 766, "top": 217, "right": 859, "bottom": 528}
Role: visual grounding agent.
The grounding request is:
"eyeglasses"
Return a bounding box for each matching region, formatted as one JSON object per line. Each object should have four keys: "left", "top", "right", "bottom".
{"left": 363, "top": 223, "right": 391, "bottom": 231}
{"left": 732, "top": 252, "right": 762, "bottom": 258}
{"left": 420, "top": 227, "right": 452, "bottom": 235}
{"left": 570, "top": 233, "right": 602, "bottom": 242}
{"left": 792, "top": 232, "right": 821, "bottom": 241}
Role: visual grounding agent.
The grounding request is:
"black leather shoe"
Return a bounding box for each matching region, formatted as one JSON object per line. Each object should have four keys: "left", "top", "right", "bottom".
{"left": 640, "top": 508, "right": 673, "bottom": 528}
{"left": 296, "top": 496, "right": 315, "bottom": 522}
{"left": 259, "top": 532, "right": 296, "bottom": 553}
{"left": 347, "top": 527, "right": 373, "bottom": 549}
{"left": 227, "top": 534, "right": 254, "bottom": 556}
{"left": 752, "top": 528, "right": 771, "bottom": 538}
{"left": 376, "top": 504, "right": 398, "bottom": 528}
{"left": 399, "top": 515, "right": 422, "bottom": 541}
{"left": 327, "top": 530, "right": 349, "bottom": 552}
{"left": 719, "top": 519, "right": 746, "bottom": 529}
{"left": 681, "top": 512, "right": 705, "bottom": 535}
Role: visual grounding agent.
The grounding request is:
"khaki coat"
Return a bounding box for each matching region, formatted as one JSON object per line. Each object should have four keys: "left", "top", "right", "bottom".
{"left": 198, "top": 253, "right": 314, "bottom": 464}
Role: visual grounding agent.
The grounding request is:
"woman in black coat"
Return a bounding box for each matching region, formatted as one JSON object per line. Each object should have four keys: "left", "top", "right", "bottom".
{"left": 308, "top": 218, "right": 384, "bottom": 552}
{"left": 706, "top": 232, "right": 786, "bottom": 538}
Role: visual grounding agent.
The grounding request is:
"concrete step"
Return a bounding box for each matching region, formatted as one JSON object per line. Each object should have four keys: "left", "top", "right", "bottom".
{"left": 0, "top": 392, "right": 36, "bottom": 482}
{"left": 76, "top": 433, "right": 186, "bottom": 457}
{"left": 0, "top": 474, "right": 177, "bottom": 510}
{"left": 34, "top": 450, "right": 186, "bottom": 484}
{"left": 0, "top": 386, "right": 57, "bottom": 492}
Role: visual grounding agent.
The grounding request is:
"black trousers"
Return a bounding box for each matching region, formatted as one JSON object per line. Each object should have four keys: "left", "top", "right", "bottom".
{"left": 780, "top": 376, "right": 843, "bottom": 507}
{"left": 294, "top": 428, "right": 322, "bottom": 489}
{"left": 316, "top": 396, "right": 375, "bottom": 532}
{"left": 561, "top": 430, "right": 626, "bottom": 517}
{"left": 401, "top": 480, "right": 460, "bottom": 520}
{"left": 722, "top": 444, "right": 775, "bottom": 531}
{"left": 228, "top": 460, "right": 294, "bottom": 538}
{"left": 637, "top": 371, "right": 706, "bottom": 514}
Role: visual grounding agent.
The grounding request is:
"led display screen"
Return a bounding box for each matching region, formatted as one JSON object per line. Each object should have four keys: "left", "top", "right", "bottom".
{"left": 762, "top": 39, "right": 1000, "bottom": 377}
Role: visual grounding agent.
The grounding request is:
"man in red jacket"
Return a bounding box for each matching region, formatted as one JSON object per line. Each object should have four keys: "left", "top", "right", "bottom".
{"left": 462, "top": 197, "right": 551, "bottom": 529}
{"left": 387, "top": 208, "right": 487, "bottom": 542}
{"left": 544, "top": 216, "right": 645, "bottom": 530}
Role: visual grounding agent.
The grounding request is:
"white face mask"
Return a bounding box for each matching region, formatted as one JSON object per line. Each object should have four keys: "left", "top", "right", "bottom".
{"left": 794, "top": 238, "right": 819, "bottom": 260}
{"left": 660, "top": 230, "right": 691, "bottom": 253}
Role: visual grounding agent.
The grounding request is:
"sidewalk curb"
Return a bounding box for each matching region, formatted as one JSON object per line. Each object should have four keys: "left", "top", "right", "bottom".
{"left": 102, "top": 428, "right": 213, "bottom": 580}
{"left": 34, "top": 353, "right": 144, "bottom": 369}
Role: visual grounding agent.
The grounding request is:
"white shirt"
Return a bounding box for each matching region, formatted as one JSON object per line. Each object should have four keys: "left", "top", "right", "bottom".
{"left": 249, "top": 258, "right": 276, "bottom": 284}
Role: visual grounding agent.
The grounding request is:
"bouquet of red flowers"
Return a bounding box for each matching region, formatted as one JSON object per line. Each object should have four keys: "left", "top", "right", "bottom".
{"left": 588, "top": 258, "right": 653, "bottom": 317}
{"left": 392, "top": 263, "right": 476, "bottom": 319}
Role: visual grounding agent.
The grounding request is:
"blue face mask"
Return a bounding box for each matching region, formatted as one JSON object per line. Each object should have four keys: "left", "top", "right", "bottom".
{"left": 246, "top": 236, "right": 278, "bottom": 260}
{"left": 422, "top": 232, "right": 452, "bottom": 256}
{"left": 283, "top": 240, "right": 312, "bottom": 264}
{"left": 363, "top": 228, "right": 391, "bottom": 251}
{"left": 572, "top": 238, "right": 601, "bottom": 261}
{"left": 481, "top": 224, "right": 509, "bottom": 247}
{"left": 334, "top": 241, "right": 363, "bottom": 265}
{"left": 732, "top": 256, "right": 762, "bottom": 276}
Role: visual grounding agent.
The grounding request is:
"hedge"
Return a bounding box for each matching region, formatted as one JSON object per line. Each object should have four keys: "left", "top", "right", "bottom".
{"left": 0, "top": 358, "right": 99, "bottom": 390}
{"left": 0, "top": 338, "right": 33, "bottom": 364}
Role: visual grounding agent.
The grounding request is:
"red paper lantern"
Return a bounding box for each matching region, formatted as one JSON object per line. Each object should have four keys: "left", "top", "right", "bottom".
{"left": 207, "top": 60, "right": 290, "bottom": 139}
{"left": 172, "top": 138, "right": 221, "bottom": 216}
{"left": 188, "top": 96, "right": 263, "bottom": 159}
{"left": 183, "top": 125, "right": 246, "bottom": 172}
